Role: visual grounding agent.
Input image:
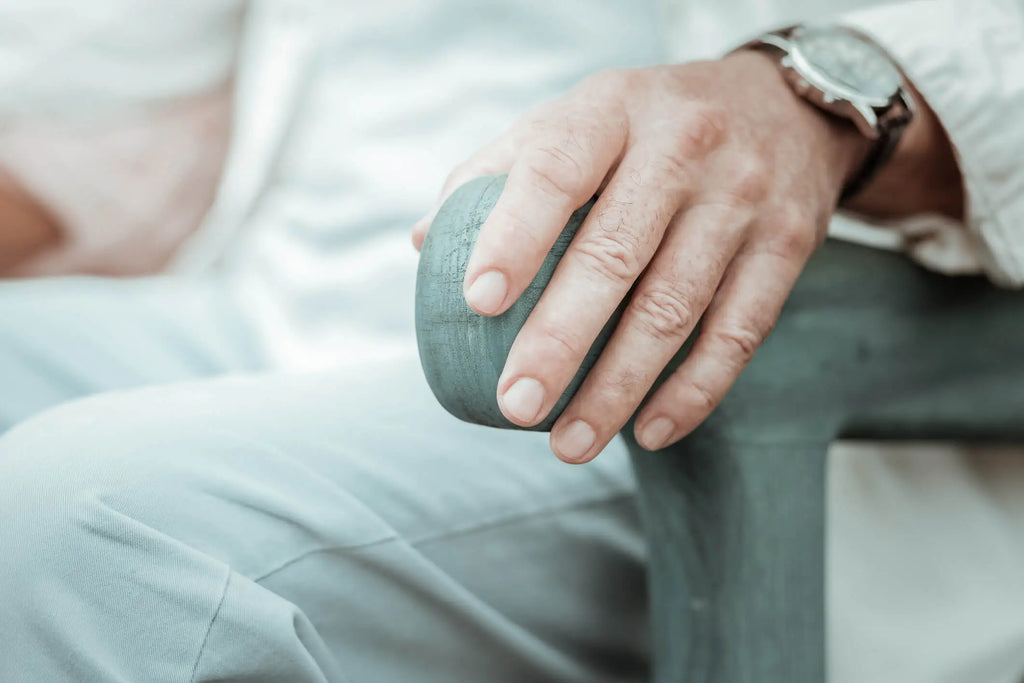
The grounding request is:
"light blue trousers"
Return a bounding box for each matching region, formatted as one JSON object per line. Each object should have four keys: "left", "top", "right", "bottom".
{"left": 0, "top": 277, "right": 647, "bottom": 682}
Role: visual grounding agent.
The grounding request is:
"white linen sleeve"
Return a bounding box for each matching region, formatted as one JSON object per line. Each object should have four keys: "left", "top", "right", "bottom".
{"left": 840, "top": 0, "right": 1024, "bottom": 287}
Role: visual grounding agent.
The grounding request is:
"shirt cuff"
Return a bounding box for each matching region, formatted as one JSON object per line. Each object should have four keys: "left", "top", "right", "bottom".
{"left": 841, "top": 0, "right": 1024, "bottom": 287}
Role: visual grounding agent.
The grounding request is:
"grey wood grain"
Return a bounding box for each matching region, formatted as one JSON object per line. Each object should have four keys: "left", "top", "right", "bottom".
{"left": 415, "top": 175, "right": 1024, "bottom": 682}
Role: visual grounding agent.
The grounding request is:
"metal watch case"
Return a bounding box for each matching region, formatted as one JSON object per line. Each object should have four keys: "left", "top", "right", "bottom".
{"left": 744, "top": 25, "right": 915, "bottom": 199}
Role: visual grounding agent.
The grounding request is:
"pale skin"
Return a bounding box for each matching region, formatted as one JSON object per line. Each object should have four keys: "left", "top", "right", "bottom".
{"left": 413, "top": 49, "right": 963, "bottom": 464}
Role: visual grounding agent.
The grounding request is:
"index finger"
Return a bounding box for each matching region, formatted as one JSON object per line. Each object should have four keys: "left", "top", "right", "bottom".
{"left": 462, "top": 112, "right": 627, "bottom": 316}
{"left": 412, "top": 137, "right": 518, "bottom": 251}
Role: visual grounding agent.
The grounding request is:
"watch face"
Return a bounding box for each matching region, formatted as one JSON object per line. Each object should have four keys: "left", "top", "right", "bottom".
{"left": 792, "top": 26, "right": 902, "bottom": 102}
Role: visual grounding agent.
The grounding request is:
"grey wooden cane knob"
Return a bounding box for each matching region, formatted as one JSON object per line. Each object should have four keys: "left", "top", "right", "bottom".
{"left": 415, "top": 174, "right": 625, "bottom": 432}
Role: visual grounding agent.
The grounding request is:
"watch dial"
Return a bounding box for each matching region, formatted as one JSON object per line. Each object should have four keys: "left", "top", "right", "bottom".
{"left": 794, "top": 27, "right": 902, "bottom": 101}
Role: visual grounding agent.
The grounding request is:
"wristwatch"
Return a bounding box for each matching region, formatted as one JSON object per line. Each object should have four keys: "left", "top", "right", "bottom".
{"left": 741, "top": 24, "right": 915, "bottom": 202}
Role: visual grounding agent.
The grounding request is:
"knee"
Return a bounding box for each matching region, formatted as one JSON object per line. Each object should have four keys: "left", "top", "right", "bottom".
{"left": 0, "top": 386, "right": 222, "bottom": 560}
{"left": 0, "top": 391, "right": 259, "bottom": 679}
{"left": 0, "top": 382, "right": 397, "bottom": 589}
{"left": 0, "top": 385, "right": 256, "bottom": 594}
{"left": 0, "top": 393, "right": 178, "bottom": 589}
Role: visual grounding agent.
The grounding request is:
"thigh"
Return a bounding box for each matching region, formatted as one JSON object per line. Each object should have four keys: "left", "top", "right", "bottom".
{"left": 0, "top": 275, "right": 262, "bottom": 429}
{"left": 0, "top": 354, "right": 646, "bottom": 682}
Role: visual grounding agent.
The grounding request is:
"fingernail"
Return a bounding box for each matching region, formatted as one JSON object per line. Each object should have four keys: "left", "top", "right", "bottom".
{"left": 500, "top": 377, "right": 546, "bottom": 424}
{"left": 555, "top": 420, "right": 596, "bottom": 462}
{"left": 465, "top": 270, "right": 508, "bottom": 315}
{"left": 639, "top": 417, "right": 675, "bottom": 450}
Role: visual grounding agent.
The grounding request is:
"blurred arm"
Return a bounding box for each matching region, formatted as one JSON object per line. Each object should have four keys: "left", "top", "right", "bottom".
{"left": 0, "top": 177, "right": 60, "bottom": 274}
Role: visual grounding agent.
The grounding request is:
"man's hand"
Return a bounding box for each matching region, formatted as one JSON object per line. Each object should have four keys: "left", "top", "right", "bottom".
{"left": 413, "top": 52, "right": 937, "bottom": 463}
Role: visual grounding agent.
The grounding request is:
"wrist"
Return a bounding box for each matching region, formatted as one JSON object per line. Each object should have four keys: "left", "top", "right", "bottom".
{"left": 724, "top": 44, "right": 962, "bottom": 222}
{"left": 723, "top": 50, "right": 874, "bottom": 202}
{"left": 842, "top": 80, "right": 964, "bottom": 221}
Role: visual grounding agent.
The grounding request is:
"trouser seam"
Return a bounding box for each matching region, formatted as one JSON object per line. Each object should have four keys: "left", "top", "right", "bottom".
{"left": 189, "top": 568, "right": 232, "bottom": 683}
{"left": 253, "top": 491, "right": 636, "bottom": 585}
{"left": 409, "top": 491, "right": 636, "bottom": 548}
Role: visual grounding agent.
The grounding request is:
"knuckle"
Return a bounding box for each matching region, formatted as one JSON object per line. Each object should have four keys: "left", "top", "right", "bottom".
{"left": 767, "top": 203, "right": 817, "bottom": 256}
{"left": 573, "top": 231, "right": 644, "bottom": 284}
{"left": 490, "top": 205, "right": 546, "bottom": 254}
{"left": 523, "top": 115, "right": 552, "bottom": 140}
{"left": 773, "top": 201, "right": 811, "bottom": 231}
{"left": 525, "top": 144, "right": 589, "bottom": 201}
{"left": 726, "top": 153, "right": 770, "bottom": 201}
{"left": 602, "top": 364, "right": 648, "bottom": 406}
{"left": 710, "top": 322, "right": 766, "bottom": 363}
{"left": 654, "top": 147, "right": 692, "bottom": 183}
{"left": 687, "top": 377, "right": 721, "bottom": 414}
{"left": 632, "top": 285, "right": 697, "bottom": 341}
{"left": 780, "top": 226, "right": 817, "bottom": 258}
{"left": 690, "top": 103, "right": 730, "bottom": 140}
{"left": 536, "top": 321, "right": 584, "bottom": 360}
{"left": 594, "top": 189, "right": 645, "bottom": 234}
{"left": 673, "top": 104, "right": 729, "bottom": 159}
